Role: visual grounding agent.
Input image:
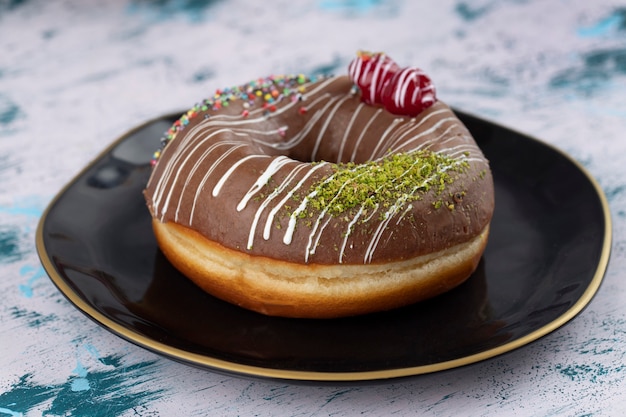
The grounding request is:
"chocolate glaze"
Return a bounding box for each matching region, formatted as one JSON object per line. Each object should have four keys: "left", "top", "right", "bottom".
{"left": 144, "top": 75, "right": 494, "bottom": 265}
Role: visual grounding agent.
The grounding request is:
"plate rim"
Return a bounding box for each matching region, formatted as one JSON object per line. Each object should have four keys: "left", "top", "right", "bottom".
{"left": 35, "top": 111, "right": 613, "bottom": 382}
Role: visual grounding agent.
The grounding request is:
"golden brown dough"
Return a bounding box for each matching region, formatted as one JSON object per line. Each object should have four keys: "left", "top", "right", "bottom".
{"left": 153, "top": 220, "right": 490, "bottom": 318}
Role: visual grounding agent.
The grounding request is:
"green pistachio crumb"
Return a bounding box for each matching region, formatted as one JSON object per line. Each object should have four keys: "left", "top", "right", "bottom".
{"left": 303, "top": 150, "right": 468, "bottom": 217}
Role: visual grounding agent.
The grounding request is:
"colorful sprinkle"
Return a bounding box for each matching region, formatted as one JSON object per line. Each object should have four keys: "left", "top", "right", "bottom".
{"left": 151, "top": 74, "right": 324, "bottom": 166}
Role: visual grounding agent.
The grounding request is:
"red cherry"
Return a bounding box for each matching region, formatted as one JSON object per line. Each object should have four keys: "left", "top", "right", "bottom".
{"left": 348, "top": 51, "right": 400, "bottom": 105}
{"left": 381, "top": 67, "right": 436, "bottom": 117}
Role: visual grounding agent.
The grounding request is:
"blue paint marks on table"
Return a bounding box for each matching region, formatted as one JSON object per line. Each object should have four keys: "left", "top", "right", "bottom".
{"left": 71, "top": 347, "right": 93, "bottom": 393}
{"left": 578, "top": 8, "right": 626, "bottom": 38}
{"left": 190, "top": 67, "right": 216, "bottom": 83}
{"left": 454, "top": 0, "right": 527, "bottom": 22}
{"left": 0, "top": 374, "right": 58, "bottom": 417}
{"left": 455, "top": 0, "right": 494, "bottom": 21}
{"left": 9, "top": 306, "right": 57, "bottom": 328}
{"left": 0, "top": 196, "right": 48, "bottom": 295}
{"left": 0, "top": 226, "right": 25, "bottom": 264}
{"left": 319, "top": 0, "right": 380, "bottom": 12}
{"left": 0, "top": 406, "right": 23, "bottom": 417}
{"left": 455, "top": 0, "right": 536, "bottom": 22}
{"left": 0, "top": 0, "right": 30, "bottom": 13}
{"left": 318, "top": 0, "right": 399, "bottom": 17}
{"left": 552, "top": 315, "right": 626, "bottom": 384}
{"left": 549, "top": 47, "right": 626, "bottom": 96}
{"left": 0, "top": 196, "right": 45, "bottom": 219}
{"left": 0, "top": 355, "right": 165, "bottom": 417}
{"left": 0, "top": 199, "right": 41, "bottom": 251}
{"left": 555, "top": 362, "right": 626, "bottom": 384}
{"left": 126, "top": 0, "right": 224, "bottom": 23}
{"left": 18, "top": 264, "right": 47, "bottom": 298}
{"left": 0, "top": 93, "right": 22, "bottom": 130}
{"left": 549, "top": 8, "right": 626, "bottom": 96}
{"left": 309, "top": 56, "right": 344, "bottom": 78}
{"left": 604, "top": 184, "right": 626, "bottom": 202}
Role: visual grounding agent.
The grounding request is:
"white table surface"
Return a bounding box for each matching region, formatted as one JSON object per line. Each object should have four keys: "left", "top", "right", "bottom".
{"left": 1, "top": 0, "right": 625, "bottom": 415}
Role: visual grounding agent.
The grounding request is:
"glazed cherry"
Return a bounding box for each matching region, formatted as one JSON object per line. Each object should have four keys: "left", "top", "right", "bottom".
{"left": 348, "top": 52, "right": 437, "bottom": 117}
{"left": 348, "top": 51, "right": 399, "bottom": 105}
{"left": 381, "top": 67, "right": 436, "bottom": 117}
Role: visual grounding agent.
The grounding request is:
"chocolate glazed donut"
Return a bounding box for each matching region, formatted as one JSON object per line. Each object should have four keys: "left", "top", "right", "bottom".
{"left": 144, "top": 52, "right": 494, "bottom": 318}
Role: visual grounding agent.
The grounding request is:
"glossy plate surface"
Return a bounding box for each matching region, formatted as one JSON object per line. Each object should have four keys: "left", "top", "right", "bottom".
{"left": 36, "top": 111, "right": 611, "bottom": 382}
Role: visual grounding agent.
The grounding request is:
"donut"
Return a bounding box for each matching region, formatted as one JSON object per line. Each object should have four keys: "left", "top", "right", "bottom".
{"left": 144, "top": 51, "right": 494, "bottom": 318}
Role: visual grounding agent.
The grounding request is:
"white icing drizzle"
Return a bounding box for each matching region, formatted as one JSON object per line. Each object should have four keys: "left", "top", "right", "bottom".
{"left": 364, "top": 201, "right": 400, "bottom": 263}
{"left": 253, "top": 102, "right": 326, "bottom": 151}
{"left": 284, "top": 193, "right": 315, "bottom": 245}
{"left": 387, "top": 116, "right": 461, "bottom": 154}
{"left": 212, "top": 155, "right": 267, "bottom": 197}
{"left": 339, "top": 205, "right": 365, "bottom": 263}
{"left": 367, "top": 117, "right": 403, "bottom": 160}
{"left": 360, "top": 157, "right": 467, "bottom": 262}
{"left": 397, "top": 204, "right": 414, "bottom": 225}
{"left": 305, "top": 215, "right": 333, "bottom": 263}
{"left": 188, "top": 142, "right": 247, "bottom": 224}
{"left": 303, "top": 169, "right": 367, "bottom": 262}
{"left": 310, "top": 95, "right": 352, "bottom": 161}
{"left": 237, "top": 156, "right": 293, "bottom": 212}
{"left": 244, "top": 162, "right": 327, "bottom": 250}
{"left": 244, "top": 164, "right": 301, "bottom": 250}
{"left": 282, "top": 161, "right": 356, "bottom": 246}
{"left": 336, "top": 103, "right": 362, "bottom": 162}
{"left": 349, "top": 106, "right": 382, "bottom": 161}
{"left": 259, "top": 165, "right": 310, "bottom": 238}
{"left": 155, "top": 127, "right": 234, "bottom": 219}
{"left": 148, "top": 76, "right": 490, "bottom": 264}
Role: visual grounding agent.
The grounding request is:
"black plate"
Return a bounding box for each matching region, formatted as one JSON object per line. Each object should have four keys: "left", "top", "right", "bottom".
{"left": 36, "top": 111, "right": 611, "bottom": 382}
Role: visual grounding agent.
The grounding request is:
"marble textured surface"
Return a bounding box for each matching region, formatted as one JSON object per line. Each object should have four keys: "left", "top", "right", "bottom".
{"left": 1, "top": 0, "right": 625, "bottom": 415}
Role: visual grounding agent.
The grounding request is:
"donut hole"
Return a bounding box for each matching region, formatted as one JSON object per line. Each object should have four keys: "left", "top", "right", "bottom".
{"left": 275, "top": 126, "right": 389, "bottom": 166}
{"left": 249, "top": 95, "right": 393, "bottom": 166}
